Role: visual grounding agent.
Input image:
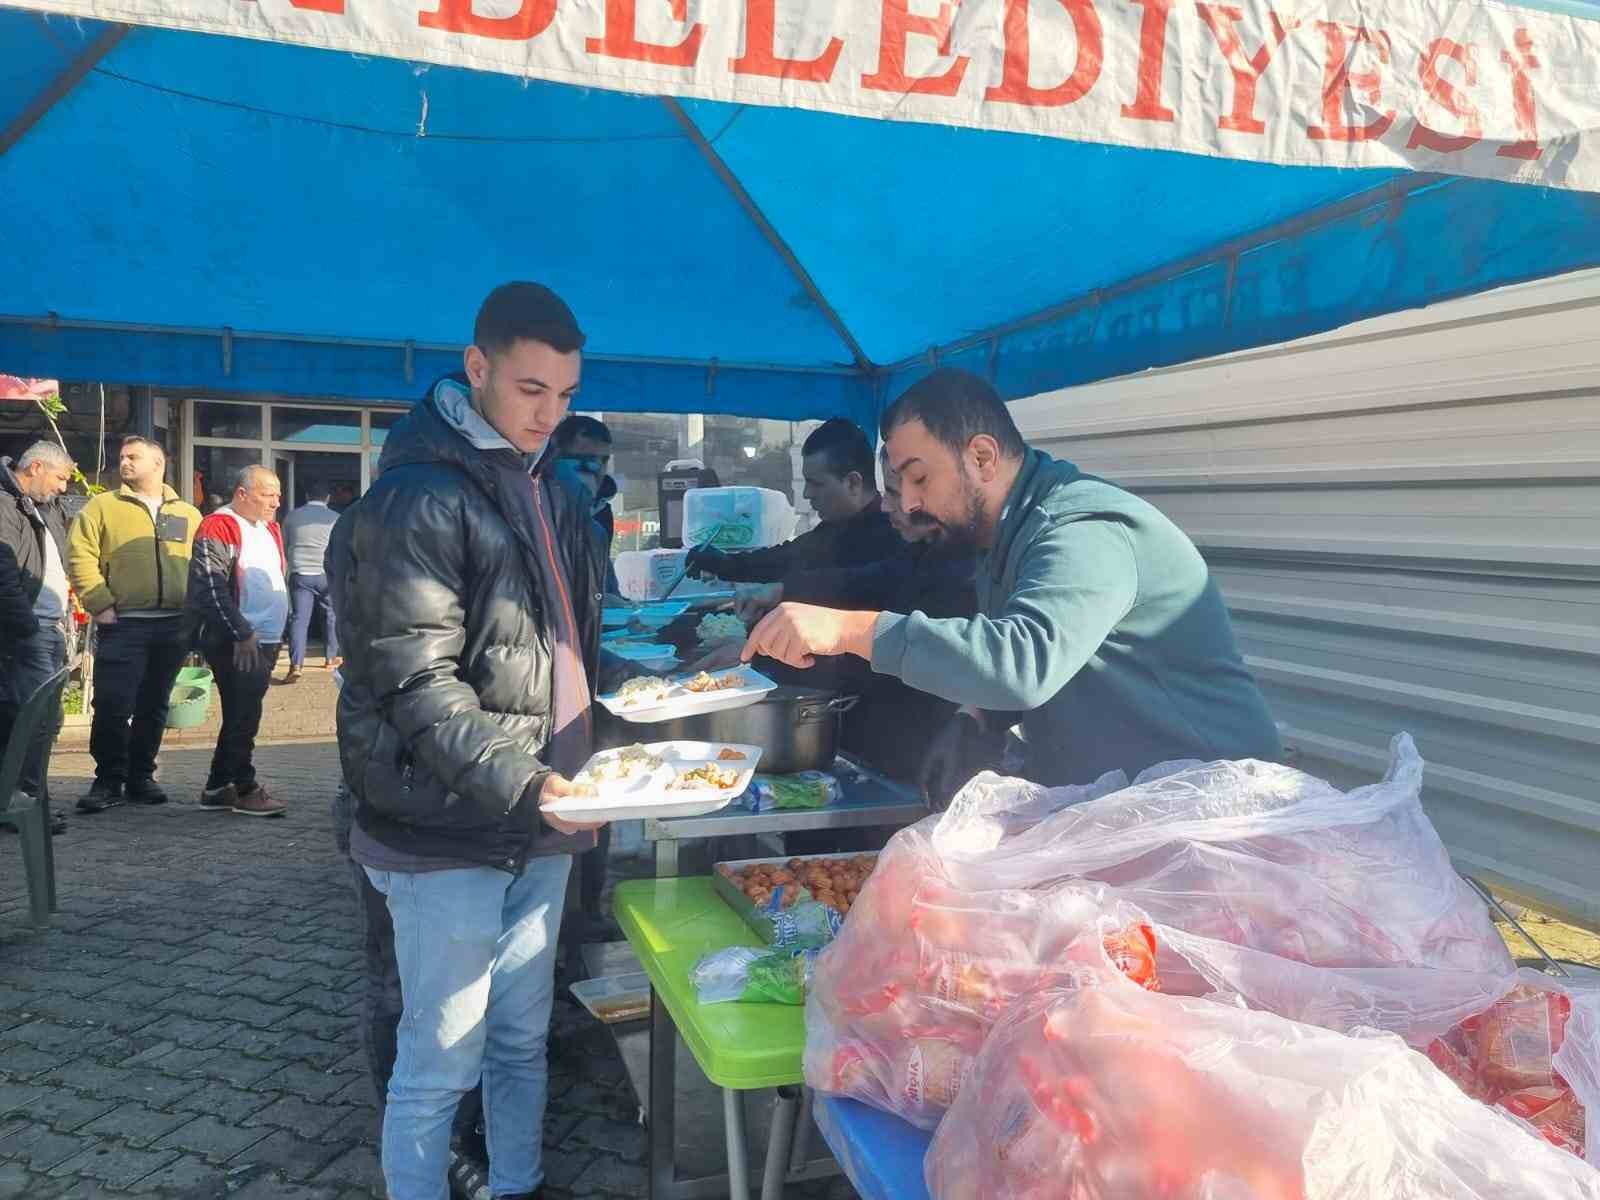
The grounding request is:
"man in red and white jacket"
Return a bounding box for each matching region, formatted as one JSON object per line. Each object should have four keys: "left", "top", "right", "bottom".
{"left": 185, "top": 464, "right": 290, "bottom": 817}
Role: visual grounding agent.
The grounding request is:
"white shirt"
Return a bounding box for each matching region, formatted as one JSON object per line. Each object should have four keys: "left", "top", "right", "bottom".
{"left": 222, "top": 505, "right": 289, "bottom": 643}
{"left": 34, "top": 523, "right": 68, "bottom": 622}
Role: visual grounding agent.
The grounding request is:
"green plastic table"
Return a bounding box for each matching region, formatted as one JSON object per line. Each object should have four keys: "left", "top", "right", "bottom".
{"left": 615, "top": 877, "right": 835, "bottom": 1199}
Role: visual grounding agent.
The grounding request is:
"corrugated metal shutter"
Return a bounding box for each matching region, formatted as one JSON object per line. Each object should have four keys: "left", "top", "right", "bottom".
{"left": 1009, "top": 270, "right": 1600, "bottom": 929}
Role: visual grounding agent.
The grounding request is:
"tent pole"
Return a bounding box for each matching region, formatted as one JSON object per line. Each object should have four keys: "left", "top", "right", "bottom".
{"left": 661, "top": 97, "right": 874, "bottom": 376}
{"left": 0, "top": 22, "right": 130, "bottom": 158}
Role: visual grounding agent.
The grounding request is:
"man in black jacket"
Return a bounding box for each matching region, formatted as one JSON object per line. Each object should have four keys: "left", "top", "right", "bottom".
{"left": 326, "top": 283, "right": 608, "bottom": 1200}
{"left": 684, "top": 417, "right": 901, "bottom": 582}
{"left": 0, "top": 441, "right": 75, "bottom": 835}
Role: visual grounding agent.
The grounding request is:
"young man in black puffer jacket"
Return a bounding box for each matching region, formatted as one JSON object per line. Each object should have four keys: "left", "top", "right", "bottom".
{"left": 326, "top": 282, "right": 610, "bottom": 1200}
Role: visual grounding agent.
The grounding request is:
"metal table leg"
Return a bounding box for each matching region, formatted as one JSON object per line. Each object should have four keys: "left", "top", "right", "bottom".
{"left": 760, "top": 1086, "right": 800, "bottom": 1200}
{"left": 788, "top": 1086, "right": 815, "bottom": 1174}
{"left": 654, "top": 836, "right": 680, "bottom": 879}
{"left": 723, "top": 1087, "right": 752, "bottom": 1200}
{"left": 648, "top": 987, "right": 679, "bottom": 1200}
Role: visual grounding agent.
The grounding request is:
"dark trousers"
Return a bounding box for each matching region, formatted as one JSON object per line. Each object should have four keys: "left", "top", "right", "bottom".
{"left": 334, "top": 782, "right": 402, "bottom": 1115}
{"left": 0, "top": 621, "right": 67, "bottom": 798}
{"left": 578, "top": 822, "right": 611, "bottom": 918}
{"left": 288, "top": 573, "right": 338, "bottom": 668}
{"left": 202, "top": 641, "right": 280, "bottom": 792}
{"left": 88, "top": 615, "right": 188, "bottom": 788}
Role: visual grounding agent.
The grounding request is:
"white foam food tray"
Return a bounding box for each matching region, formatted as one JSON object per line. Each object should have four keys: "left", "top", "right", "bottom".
{"left": 597, "top": 667, "right": 777, "bottom": 724}
{"left": 548, "top": 741, "right": 763, "bottom": 822}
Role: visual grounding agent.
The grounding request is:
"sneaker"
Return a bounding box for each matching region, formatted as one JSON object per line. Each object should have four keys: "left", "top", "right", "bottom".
{"left": 199, "top": 784, "right": 236, "bottom": 812}
{"left": 125, "top": 778, "right": 169, "bottom": 806}
{"left": 231, "top": 784, "right": 286, "bottom": 818}
{"left": 282, "top": 666, "right": 303, "bottom": 684}
{"left": 49, "top": 810, "right": 67, "bottom": 836}
{"left": 76, "top": 781, "right": 124, "bottom": 814}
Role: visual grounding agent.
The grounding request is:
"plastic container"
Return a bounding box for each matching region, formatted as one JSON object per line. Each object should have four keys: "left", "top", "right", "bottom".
{"left": 570, "top": 972, "right": 652, "bottom": 1025}
{"left": 175, "top": 666, "right": 214, "bottom": 691}
{"left": 614, "top": 549, "right": 727, "bottom": 602}
{"left": 683, "top": 487, "right": 794, "bottom": 551}
{"left": 165, "top": 684, "right": 211, "bottom": 729}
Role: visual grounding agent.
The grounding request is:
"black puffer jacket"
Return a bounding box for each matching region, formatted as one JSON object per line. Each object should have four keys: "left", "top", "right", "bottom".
{"left": 326, "top": 382, "right": 606, "bottom": 871}
{"left": 0, "top": 456, "right": 69, "bottom": 640}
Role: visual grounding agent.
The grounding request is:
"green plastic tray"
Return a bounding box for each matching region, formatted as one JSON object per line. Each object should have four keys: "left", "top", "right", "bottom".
{"left": 614, "top": 877, "right": 807, "bottom": 1090}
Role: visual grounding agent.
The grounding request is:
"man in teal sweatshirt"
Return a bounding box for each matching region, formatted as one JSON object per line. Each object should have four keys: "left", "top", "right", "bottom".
{"left": 741, "top": 367, "right": 1281, "bottom": 803}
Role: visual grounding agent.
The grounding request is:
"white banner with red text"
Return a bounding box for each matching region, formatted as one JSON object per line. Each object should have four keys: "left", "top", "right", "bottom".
{"left": 11, "top": 0, "right": 1600, "bottom": 191}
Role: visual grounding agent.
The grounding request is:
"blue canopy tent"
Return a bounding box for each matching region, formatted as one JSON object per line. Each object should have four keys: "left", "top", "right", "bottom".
{"left": 3, "top": 1, "right": 1600, "bottom": 428}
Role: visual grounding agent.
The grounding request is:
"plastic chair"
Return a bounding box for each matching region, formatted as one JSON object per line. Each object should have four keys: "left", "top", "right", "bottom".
{"left": 0, "top": 666, "right": 69, "bottom": 927}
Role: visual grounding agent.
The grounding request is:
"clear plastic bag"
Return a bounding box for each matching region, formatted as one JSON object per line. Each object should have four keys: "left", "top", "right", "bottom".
{"left": 1423, "top": 970, "right": 1600, "bottom": 1163}
{"left": 692, "top": 946, "right": 815, "bottom": 1005}
{"left": 804, "top": 806, "right": 1158, "bottom": 1128}
{"left": 932, "top": 735, "right": 1514, "bottom": 1044}
{"left": 925, "top": 979, "right": 1600, "bottom": 1200}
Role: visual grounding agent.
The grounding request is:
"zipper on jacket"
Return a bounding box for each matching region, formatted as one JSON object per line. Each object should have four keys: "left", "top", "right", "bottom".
{"left": 132, "top": 492, "right": 168, "bottom": 610}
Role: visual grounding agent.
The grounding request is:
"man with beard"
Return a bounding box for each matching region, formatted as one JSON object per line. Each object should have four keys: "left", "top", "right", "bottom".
{"left": 722, "top": 451, "right": 976, "bottom": 787}
{"left": 742, "top": 368, "right": 1280, "bottom": 805}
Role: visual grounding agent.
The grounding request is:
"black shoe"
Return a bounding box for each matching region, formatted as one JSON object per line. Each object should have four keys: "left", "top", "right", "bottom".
{"left": 49, "top": 811, "right": 67, "bottom": 836}
{"left": 125, "top": 779, "right": 169, "bottom": 806}
{"left": 77, "top": 782, "right": 125, "bottom": 814}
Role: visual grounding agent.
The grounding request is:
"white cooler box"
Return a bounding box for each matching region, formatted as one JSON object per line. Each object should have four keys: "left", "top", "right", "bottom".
{"left": 683, "top": 486, "right": 794, "bottom": 552}
{"left": 613, "top": 548, "right": 725, "bottom": 602}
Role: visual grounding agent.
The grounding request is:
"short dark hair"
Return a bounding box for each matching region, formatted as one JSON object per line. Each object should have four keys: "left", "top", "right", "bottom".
{"left": 554, "top": 414, "right": 612, "bottom": 452}
{"left": 881, "top": 368, "right": 1026, "bottom": 461}
{"left": 306, "top": 481, "right": 332, "bottom": 501}
{"left": 120, "top": 435, "right": 165, "bottom": 460}
{"left": 802, "top": 418, "right": 876, "bottom": 486}
{"left": 474, "top": 282, "right": 586, "bottom": 356}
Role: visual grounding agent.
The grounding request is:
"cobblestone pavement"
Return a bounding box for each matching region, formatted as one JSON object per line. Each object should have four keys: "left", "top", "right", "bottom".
{"left": 1, "top": 736, "right": 858, "bottom": 1200}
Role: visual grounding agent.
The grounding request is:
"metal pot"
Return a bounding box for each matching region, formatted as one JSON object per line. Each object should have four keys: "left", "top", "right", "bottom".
{"left": 613, "top": 686, "right": 858, "bottom": 774}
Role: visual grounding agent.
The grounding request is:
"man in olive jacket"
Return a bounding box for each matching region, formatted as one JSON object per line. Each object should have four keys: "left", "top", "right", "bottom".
{"left": 66, "top": 436, "right": 201, "bottom": 813}
{"left": 325, "top": 282, "right": 608, "bottom": 1200}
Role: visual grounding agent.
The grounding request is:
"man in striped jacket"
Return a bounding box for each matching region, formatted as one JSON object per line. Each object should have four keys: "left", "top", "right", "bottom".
{"left": 185, "top": 464, "right": 289, "bottom": 817}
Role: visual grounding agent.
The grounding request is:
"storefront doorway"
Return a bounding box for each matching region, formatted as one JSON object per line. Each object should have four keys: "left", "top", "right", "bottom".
{"left": 180, "top": 396, "right": 406, "bottom": 512}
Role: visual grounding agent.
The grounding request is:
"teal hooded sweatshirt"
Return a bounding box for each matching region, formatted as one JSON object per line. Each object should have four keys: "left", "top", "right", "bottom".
{"left": 871, "top": 449, "right": 1281, "bottom": 786}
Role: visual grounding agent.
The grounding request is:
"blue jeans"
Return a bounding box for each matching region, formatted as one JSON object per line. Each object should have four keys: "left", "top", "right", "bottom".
{"left": 366, "top": 855, "right": 572, "bottom": 1200}
{"left": 288, "top": 573, "right": 338, "bottom": 667}
{"left": 0, "top": 620, "right": 67, "bottom": 797}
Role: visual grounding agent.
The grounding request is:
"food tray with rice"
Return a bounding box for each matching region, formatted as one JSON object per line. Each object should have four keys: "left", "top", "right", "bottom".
{"left": 545, "top": 741, "right": 764, "bottom": 822}
{"left": 597, "top": 667, "right": 777, "bottom": 724}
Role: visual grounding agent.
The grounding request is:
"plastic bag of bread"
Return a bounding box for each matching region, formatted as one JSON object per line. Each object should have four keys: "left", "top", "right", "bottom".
{"left": 929, "top": 734, "right": 1514, "bottom": 1044}
{"left": 1423, "top": 970, "right": 1600, "bottom": 1163}
{"left": 925, "top": 980, "right": 1600, "bottom": 1200}
{"left": 803, "top": 838, "right": 1158, "bottom": 1129}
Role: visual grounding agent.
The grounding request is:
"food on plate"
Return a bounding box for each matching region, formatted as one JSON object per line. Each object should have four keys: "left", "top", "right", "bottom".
{"left": 615, "top": 675, "right": 672, "bottom": 706}
{"left": 577, "top": 744, "right": 664, "bottom": 785}
{"left": 697, "top": 612, "right": 747, "bottom": 643}
{"left": 717, "top": 747, "right": 747, "bottom": 761}
{"left": 671, "top": 762, "right": 741, "bottom": 791}
{"left": 591, "top": 997, "right": 650, "bottom": 1023}
{"left": 719, "top": 855, "right": 878, "bottom": 916}
{"left": 684, "top": 670, "right": 743, "bottom": 694}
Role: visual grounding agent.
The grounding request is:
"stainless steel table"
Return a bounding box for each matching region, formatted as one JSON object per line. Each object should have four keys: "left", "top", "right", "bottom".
{"left": 642, "top": 756, "right": 929, "bottom": 878}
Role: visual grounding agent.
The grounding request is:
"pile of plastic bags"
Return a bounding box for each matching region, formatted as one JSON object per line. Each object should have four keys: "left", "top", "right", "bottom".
{"left": 801, "top": 734, "right": 1600, "bottom": 1193}
{"left": 927, "top": 978, "right": 1600, "bottom": 1200}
